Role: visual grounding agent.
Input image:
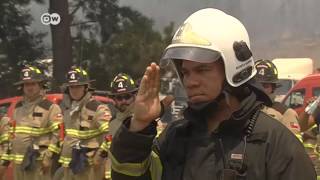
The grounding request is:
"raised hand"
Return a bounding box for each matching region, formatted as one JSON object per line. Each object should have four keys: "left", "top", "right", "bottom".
{"left": 130, "top": 63, "right": 162, "bottom": 132}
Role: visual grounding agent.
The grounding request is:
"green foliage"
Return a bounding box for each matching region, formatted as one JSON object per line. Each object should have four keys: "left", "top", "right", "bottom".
{"left": 71, "top": 1, "right": 175, "bottom": 91}
{"left": 0, "top": 0, "right": 46, "bottom": 97}
{"left": 0, "top": 0, "right": 174, "bottom": 97}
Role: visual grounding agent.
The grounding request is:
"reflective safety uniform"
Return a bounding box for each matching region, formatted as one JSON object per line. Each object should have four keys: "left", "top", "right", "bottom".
{"left": 109, "top": 93, "right": 316, "bottom": 180}
{"left": 0, "top": 116, "right": 10, "bottom": 160}
{"left": 0, "top": 116, "right": 10, "bottom": 180}
{"left": 103, "top": 104, "right": 166, "bottom": 179}
{"left": 302, "top": 125, "right": 320, "bottom": 179}
{"left": 100, "top": 135, "right": 112, "bottom": 180}
{"left": 102, "top": 104, "right": 133, "bottom": 180}
{"left": 109, "top": 104, "right": 134, "bottom": 137}
{"left": 1, "top": 95, "right": 63, "bottom": 180}
{"left": 59, "top": 93, "right": 111, "bottom": 180}
{"left": 261, "top": 102, "right": 303, "bottom": 142}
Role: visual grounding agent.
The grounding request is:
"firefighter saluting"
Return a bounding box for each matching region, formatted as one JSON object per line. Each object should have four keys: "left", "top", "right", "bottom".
{"left": 1, "top": 65, "right": 63, "bottom": 180}
{"left": 58, "top": 66, "right": 112, "bottom": 180}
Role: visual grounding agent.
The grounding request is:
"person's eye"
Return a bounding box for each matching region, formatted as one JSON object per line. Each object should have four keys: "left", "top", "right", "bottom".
{"left": 197, "top": 68, "right": 210, "bottom": 73}
{"left": 181, "top": 70, "right": 188, "bottom": 76}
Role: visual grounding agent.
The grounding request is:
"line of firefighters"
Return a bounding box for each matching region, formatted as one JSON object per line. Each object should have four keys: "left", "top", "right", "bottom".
{"left": 0, "top": 58, "right": 319, "bottom": 180}
{"left": 0, "top": 65, "right": 148, "bottom": 180}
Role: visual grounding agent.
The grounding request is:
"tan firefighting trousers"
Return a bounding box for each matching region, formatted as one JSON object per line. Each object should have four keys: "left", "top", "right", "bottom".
{"left": 63, "top": 165, "right": 105, "bottom": 180}
{"left": 104, "top": 158, "right": 111, "bottom": 180}
{"left": 13, "top": 162, "right": 51, "bottom": 180}
{"left": 0, "top": 165, "right": 7, "bottom": 180}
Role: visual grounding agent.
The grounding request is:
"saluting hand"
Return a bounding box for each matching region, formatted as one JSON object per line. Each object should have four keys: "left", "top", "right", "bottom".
{"left": 130, "top": 63, "right": 162, "bottom": 132}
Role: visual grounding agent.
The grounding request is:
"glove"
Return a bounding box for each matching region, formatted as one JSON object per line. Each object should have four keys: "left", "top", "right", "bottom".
{"left": 21, "top": 145, "right": 40, "bottom": 171}
{"left": 93, "top": 149, "right": 105, "bottom": 168}
{"left": 40, "top": 151, "right": 52, "bottom": 175}
{"left": 0, "top": 159, "right": 10, "bottom": 167}
{"left": 69, "top": 147, "right": 89, "bottom": 174}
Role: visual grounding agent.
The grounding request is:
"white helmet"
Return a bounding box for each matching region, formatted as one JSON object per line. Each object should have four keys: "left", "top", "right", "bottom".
{"left": 161, "top": 8, "right": 256, "bottom": 87}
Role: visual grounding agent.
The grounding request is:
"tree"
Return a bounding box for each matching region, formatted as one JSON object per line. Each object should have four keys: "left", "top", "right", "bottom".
{"left": 0, "top": 0, "right": 175, "bottom": 97}
{"left": 70, "top": 1, "right": 175, "bottom": 91}
{"left": 49, "top": 0, "right": 165, "bottom": 91}
{"left": 0, "top": 0, "right": 46, "bottom": 97}
{"left": 49, "top": 0, "right": 73, "bottom": 91}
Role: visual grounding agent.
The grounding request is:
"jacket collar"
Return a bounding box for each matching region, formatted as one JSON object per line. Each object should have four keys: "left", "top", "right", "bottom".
{"left": 183, "top": 91, "right": 263, "bottom": 135}
{"left": 64, "top": 92, "right": 92, "bottom": 113}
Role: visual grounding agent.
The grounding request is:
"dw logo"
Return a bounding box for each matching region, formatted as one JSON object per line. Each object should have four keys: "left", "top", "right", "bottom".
{"left": 41, "top": 13, "right": 61, "bottom": 25}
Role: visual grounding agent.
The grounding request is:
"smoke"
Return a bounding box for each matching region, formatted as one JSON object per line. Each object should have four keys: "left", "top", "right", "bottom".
{"left": 28, "top": 0, "right": 320, "bottom": 65}
{"left": 119, "top": 0, "right": 320, "bottom": 66}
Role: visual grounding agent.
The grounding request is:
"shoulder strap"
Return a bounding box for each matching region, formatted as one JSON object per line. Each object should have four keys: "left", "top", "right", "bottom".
{"left": 272, "top": 102, "right": 289, "bottom": 115}
{"left": 85, "top": 100, "right": 101, "bottom": 111}
{"left": 38, "top": 99, "right": 53, "bottom": 110}
{"left": 15, "top": 101, "right": 23, "bottom": 108}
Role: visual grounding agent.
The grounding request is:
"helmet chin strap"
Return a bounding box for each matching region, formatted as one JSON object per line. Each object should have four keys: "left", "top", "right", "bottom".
{"left": 268, "top": 93, "right": 276, "bottom": 102}
{"left": 223, "top": 90, "right": 231, "bottom": 106}
{"left": 188, "top": 91, "right": 225, "bottom": 115}
{"left": 188, "top": 81, "right": 251, "bottom": 115}
{"left": 70, "top": 85, "right": 89, "bottom": 101}
{"left": 188, "top": 80, "right": 228, "bottom": 113}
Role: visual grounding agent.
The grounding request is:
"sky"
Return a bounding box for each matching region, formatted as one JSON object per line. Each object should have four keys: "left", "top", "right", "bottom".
{"left": 29, "top": 0, "right": 320, "bottom": 66}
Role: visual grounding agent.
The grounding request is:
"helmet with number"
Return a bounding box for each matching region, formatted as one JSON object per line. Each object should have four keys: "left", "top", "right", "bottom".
{"left": 160, "top": 8, "right": 256, "bottom": 87}
{"left": 255, "top": 59, "right": 278, "bottom": 84}
{"left": 64, "top": 66, "right": 94, "bottom": 86}
{"left": 14, "top": 65, "right": 46, "bottom": 86}
{"left": 109, "top": 73, "right": 138, "bottom": 96}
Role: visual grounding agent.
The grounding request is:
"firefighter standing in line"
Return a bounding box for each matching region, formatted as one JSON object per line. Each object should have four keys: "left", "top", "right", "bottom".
{"left": 100, "top": 73, "right": 138, "bottom": 179}
{"left": 108, "top": 73, "right": 138, "bottom": 137}
{"left": 0, "top": 65, "right": 63, "bottom": 180}
{"left": 58, "top": 66, "right": 112, "bottom": 180}
{"left": 255, "top": 59, "right": 302, "bottom": 138}
{"left": 108, "top": 8, "right": 315, "bottom": 180}
{"left": 101, "top": 73, "right": 172, "bottom": 179}
{"left": 0, "top": 115, "right": 10, "bottom": 180}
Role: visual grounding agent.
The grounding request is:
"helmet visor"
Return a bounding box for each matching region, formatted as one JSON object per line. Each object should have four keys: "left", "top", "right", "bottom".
{"left": 159, "top": 59, "right": 188, "bottom": 118}
{"left": 159, "top": 46, "right": 222, "bottom": 113}
{"left": 161, "top": 46, "right": 221, "bottom": 63}
{"left": 159, "top": 58, "right": 187, "bottom": 99}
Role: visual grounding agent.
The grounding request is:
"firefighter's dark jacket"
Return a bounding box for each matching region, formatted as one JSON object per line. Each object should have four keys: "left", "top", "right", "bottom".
{"left": 110, "top": 92, "right": 316, "bottom": 180}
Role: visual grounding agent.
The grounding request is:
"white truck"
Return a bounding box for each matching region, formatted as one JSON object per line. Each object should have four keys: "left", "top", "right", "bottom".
{"left": 272, "top": 58, "right": 314, "bottom": 102}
